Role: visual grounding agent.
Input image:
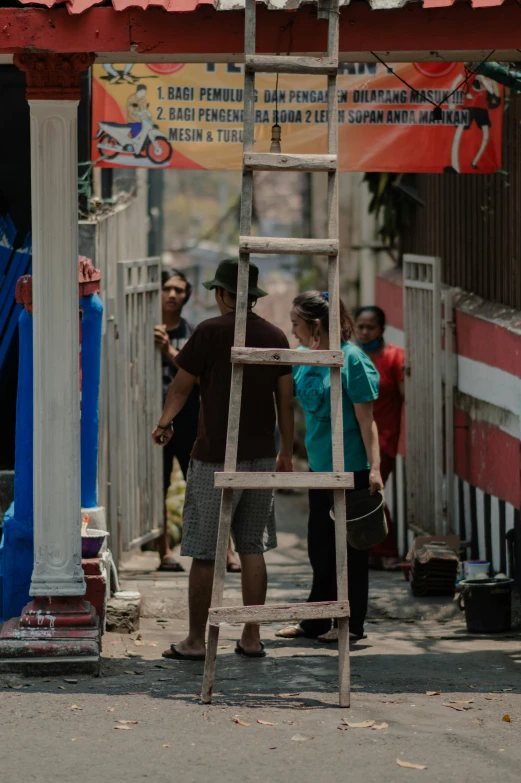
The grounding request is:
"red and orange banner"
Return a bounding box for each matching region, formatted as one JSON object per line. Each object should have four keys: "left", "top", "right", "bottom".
{"left": 92, "top": 62, "right": 503, "bottom": 173}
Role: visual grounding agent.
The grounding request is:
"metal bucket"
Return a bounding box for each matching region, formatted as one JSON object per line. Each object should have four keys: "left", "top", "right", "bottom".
{"left": 330, "top": 489, "right": 387, "bottom": 551}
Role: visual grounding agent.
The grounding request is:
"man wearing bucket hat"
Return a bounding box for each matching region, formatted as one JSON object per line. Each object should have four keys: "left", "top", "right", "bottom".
{"left": 152, "top": 259, "right": 294, "bottom": 661}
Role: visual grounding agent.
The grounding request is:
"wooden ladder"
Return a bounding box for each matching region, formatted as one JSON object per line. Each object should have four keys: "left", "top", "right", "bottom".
{"left": 201, "top": 0, "right": 352, "bottom": 708}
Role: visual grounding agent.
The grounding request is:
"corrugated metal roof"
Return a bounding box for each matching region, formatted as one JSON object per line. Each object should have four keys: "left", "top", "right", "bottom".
{"left": 16, "top": 0, "right": 507, "bottom": 14}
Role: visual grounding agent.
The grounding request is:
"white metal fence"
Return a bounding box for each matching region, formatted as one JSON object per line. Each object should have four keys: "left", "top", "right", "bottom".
{"left": 403, "top": 254, "right": 443, "bottom": 536}
{"left": 113, "top": 258, "right": 163, "bottom": 553}
{"left": 80, "top": 180, "right": 166, "bottom": 565}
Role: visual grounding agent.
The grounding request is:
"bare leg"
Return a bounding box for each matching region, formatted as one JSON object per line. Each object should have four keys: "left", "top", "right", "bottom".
{"left": 238, "top": 553, "right": 267, "bottom": 653}
{"left": 173, "top": 558, "right": 214, "bottom": 657}
{"left": 158, "top": 504, "right": 184, "bottom": 571}
{"left": 451, "top": 125, "right": 464, "bottom": 173}
{"left": 472, "top": 125, "right": 489, "bottom": 168}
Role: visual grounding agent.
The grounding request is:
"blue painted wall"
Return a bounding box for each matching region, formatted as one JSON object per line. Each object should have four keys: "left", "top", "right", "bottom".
{"left": 80, "top": 293, "right": 103, "bottom": 510}
{"left": 2, "top": 308, "right": 33, "bottom": 620}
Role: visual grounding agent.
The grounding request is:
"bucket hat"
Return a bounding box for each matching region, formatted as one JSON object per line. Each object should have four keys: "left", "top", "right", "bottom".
{"left": 203, "top": 258, "right": 267, "bottom": 298}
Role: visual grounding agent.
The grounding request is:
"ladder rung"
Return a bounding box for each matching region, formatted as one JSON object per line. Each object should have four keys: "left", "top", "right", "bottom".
{"left": 245, "top": 54, "right": 338, "bottom": 75}
{"left": 214, "top": 472, "right": 355, "bottom": 490}
{"left": 209, "top": 600, "right": 349, "bottom": 626}
{"left": 231, "top": 347, "right": 343, "bottom": 367}
{"left": 239, "top": 236, "right": 339, "bottom": 256}
{"left": 244, "top": 153, "right": 337, "bottom": 173}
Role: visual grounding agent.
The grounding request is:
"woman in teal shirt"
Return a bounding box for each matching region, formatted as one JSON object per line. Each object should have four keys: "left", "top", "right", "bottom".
{"left": 278, "top": 291, "right": 383, "bottom": 642}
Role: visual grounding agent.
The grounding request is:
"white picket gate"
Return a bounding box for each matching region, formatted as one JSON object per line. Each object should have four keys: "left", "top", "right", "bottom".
{"left": 111, "top": 257, "right": 163, "bottom": 553}
{"left": 403, "top": 254, "right": 444, "bottom": 536}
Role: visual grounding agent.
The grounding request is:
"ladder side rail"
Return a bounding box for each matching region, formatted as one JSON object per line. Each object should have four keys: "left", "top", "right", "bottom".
{"left": 202, "top": 0, "right": 257, "bottom": 705}
{"left": 325, "top": 0, "right": 350, "bottom": 709}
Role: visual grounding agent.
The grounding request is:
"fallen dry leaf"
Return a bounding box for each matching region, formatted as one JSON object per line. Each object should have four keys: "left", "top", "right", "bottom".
{"left": 396, "top": 759, "right": 427, "bottom": 770}
{"left": 136, "top": 633, "right": 142, "bottom": 640}
{"left": 450, "top": 699, "right": 474, "bottom": 705}
{"left": 502, "top": 715, "right": 511, "bottom": 723}
{"left": 114, "top": 725, "right": 133, "bottom": 731}
{"left": 148, "top": 643, "right": 157, "bottom": 647}
{"left": 116, "top": 720, "right": 139, "bottom": 725}
{"left": 443, "top": 703, "right": 470, "bottom": 712}
{"left": 7, "top": 684, "right": 22, "bottom": 690}
{"left": 163, "top": 744, "right": 170, "bottom": 748}
{"left": 291, "top": 734, "right": 314, "bottom": 742}
{"left": 107, "top": 707, "right": 115, "bottom": 712}
{"left": 257, "top": 720, "right": 275, "bottom": 726}
{"left": 233, "top": 717, "right": 250, "bottom": 727}
{"left": 71, "top": 738, "right": 77, "bottom": 742}
{"left": 342, "top": 719, "right": 375, "bottom": 728}
{"left": 372, "top": 722, "right": 389, "bottom": 731}
{"left": 134, "top": 641, "right": 145, "bottom": 647}
{"left": 426, "top": 691, "right": 441, "bottom": 696}
{"left": 70, "top": 705, "right": 82, "bottom": 711}
{"left": 502, "top": 688, "right": 513, "bottom": 692}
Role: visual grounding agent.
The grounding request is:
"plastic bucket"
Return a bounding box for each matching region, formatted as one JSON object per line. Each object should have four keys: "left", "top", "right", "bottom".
{"left": 458, "top": 577, "right": 514, "bottom": 633}
{"left": 464, "top": 560, "right": 490, "bottom": 580}
{"left": 81, "top": 529, "right": 109, "bottom": 559}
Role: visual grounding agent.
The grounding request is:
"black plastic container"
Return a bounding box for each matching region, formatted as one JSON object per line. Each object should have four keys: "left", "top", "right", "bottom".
{"left": 458, "top": 577, "right": 514, "bottom": 633}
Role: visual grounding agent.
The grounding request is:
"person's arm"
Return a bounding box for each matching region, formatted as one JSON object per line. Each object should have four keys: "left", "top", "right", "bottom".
{"left": 353, "top": 401, "right": 383, "bottom": 494}
{"left": 152, "top": 367, "right": 196, "bottom": 446}
{"left": 275, "top": 373, "right": 294, "bottom": 472}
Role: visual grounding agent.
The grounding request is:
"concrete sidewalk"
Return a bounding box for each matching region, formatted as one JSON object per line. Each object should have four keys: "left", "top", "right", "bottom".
{"left": 1, "top": 491, "right": 520, "bottom": 783}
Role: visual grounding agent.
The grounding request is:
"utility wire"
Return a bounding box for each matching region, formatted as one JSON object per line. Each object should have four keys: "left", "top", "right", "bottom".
{"left": 369, "top": 50, "right": 497, "bottom": 113}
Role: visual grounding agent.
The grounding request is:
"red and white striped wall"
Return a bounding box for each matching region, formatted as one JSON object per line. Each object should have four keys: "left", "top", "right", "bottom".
{"left": 376, "top": 268, "right": 521, "bottom": 571}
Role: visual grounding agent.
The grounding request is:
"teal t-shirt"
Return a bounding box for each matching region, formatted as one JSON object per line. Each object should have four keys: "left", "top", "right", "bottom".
{"left": 293, "top": 342, "right": 379, "bottom": 473}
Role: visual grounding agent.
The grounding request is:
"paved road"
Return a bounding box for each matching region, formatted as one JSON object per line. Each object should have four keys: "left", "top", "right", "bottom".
{"left": 1, "top": 492, "right": 520, "bottom": 783}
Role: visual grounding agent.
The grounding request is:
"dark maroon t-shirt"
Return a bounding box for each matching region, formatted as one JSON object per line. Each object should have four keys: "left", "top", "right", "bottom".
{"left": 175, "top": 311, "right": 291, "bottom": 463}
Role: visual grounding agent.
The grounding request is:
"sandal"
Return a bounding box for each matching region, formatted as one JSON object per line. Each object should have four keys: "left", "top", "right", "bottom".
{"left": 235, "top": 641, "right": 266, "bottom": 658}
{"left": 158, "top": 558, "right": 185, "bottom": 573}
{"left": 162, "top": 644, "right": 205, "bottom": 661}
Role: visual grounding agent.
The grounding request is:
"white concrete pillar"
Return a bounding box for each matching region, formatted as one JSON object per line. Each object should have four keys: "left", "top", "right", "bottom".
{"left": 28, "top": 98, "right": 85, "bottom": 597}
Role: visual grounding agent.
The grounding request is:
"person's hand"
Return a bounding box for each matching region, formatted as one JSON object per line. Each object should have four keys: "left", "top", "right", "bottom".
{"left": 154, "top": 324, "right": 170, "bottom": 355}
{"left": 152, "top": 422, "right": 174, "bottom": 446}
{"left": 276, "top": 452, "right": 293, "bottom": 472}
{"left": 369, "top": 467, "right": 384, "bottom": 495}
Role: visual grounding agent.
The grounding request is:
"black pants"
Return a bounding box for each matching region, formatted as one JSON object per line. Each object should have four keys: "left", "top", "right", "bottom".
{"left": 300, "top": 470, "right": 370, "bottom": 638}
{"left": 162, "top": 427, "right": 197, "bottom": 492}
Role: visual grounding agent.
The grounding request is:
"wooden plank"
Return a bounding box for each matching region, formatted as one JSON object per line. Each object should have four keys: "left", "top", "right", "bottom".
{"left": 214, "top": 472, "right": 355, "bottom": 490}
{"left": 245, "top": 54, "right": 338, "bottom": 74}
{"left": 202, "top": 0, "right": 255, "bottom": 707}
{"left": 239, "top": 236, "right": 338, "bottom": 256}
{"left": 244, "top": 153, "right": 336, "bottom": 172}
{"left": 231, "top": 347, "right": 343, "bottom": 367}
{"left": 209, "top": 600, "right": 350, "bottom": 626}
{"left": 4, "top": 7, "right": 521, "bottom": 60}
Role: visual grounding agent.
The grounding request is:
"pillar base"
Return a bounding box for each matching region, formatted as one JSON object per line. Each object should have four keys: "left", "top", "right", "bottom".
{"left": 0, "top": 597, "right": 100, "bottom": 675}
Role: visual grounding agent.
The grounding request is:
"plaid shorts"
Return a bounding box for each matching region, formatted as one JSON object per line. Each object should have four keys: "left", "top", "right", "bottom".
{"left": 180, "top": 457, "right": 277, "bottom": 560}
